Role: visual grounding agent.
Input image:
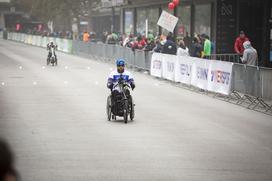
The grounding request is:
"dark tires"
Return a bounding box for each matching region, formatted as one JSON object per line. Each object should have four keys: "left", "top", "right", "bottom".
{"left": 129, "top": 96, "right": 135, "bottom": 121}
{"left": 123, "top": 100, "right": 128, "bottom": 124}
{"left": 106, "top": 96, "right": 112, "bottom": 121}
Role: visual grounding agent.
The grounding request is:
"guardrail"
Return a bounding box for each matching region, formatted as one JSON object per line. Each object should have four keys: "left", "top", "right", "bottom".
{"left": 7, "top": 32, "right": 73, "bottom": 53}
{"left": 230, "top": 64, "right": 272, "bottom": 112}
{"left": 72, "top": 40, "right": 152, "bottom": 70}
{"left": 207, "top": 54, "right": 241, "bottom": 63}
{"left": 7, "top": 32, "right": 272, "bottom": 113}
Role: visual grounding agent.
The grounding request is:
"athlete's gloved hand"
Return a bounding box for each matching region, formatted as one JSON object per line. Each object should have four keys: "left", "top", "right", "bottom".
{"left": 107, "top": 83, "right": 113, "bottom": 90}
{"left": 131, "top": 83, "right": 135, "bottom": 90}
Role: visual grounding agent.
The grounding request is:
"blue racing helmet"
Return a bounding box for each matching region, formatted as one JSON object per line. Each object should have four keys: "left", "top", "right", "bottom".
{"left": 116, "top": 58, "right": 125, "bottom": 66}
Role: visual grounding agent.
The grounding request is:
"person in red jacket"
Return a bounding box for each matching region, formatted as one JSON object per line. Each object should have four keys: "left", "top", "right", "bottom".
{"left": 234, "top": 31, "right": 249, "bottom": 54}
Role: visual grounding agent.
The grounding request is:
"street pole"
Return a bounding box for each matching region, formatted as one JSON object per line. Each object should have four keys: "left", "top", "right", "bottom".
{"left": 145, "top": 19, "right": 148, "bottom": 38}
{"left": 111, "top": 7, "right": 115, "bottom": 33}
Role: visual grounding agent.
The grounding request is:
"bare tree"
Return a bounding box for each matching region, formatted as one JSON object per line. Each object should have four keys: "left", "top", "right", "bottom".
{"left": 11, "top": 0, "right": 101, "bottom": 31}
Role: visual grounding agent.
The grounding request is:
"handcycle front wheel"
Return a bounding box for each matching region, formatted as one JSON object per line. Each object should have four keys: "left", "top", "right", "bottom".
{"left": 106, "top": 95, "right": 112, "bottom": 121}
{"left": 129, "top": 96, "right": 135, "bottom": 121}
{"left": 123, "top": 100, "right": 128, "bottom": 124}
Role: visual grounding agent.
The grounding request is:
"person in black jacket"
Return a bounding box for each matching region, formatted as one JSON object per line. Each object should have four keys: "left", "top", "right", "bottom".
{"left": 152, "top": 38, "right": 163, "bottom": 53}
{"left": 161, "top": 33, "right": 177, "bottom": 55}
{"left": 190, "top": 37, "right": 202, "bottom": 58}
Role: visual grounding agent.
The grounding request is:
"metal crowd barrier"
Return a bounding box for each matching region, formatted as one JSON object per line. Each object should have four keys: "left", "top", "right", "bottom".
{"left": 72, "top": 40, "right": 150, "bottom": 71}
{"left": 208, "top": 54, "right": 241, "bottom": 63}
{"left": 231, "top": 64, "right": 261, "bottom": 98}
{"left": 227, "top": 64, "right": 272, "bottom": 113}
{"left": 0, "top": 30, "right": 8, "bottom": 40}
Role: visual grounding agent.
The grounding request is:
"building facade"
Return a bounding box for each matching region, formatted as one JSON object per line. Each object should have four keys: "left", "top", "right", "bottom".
{"left": 117, "top": 0, "right": 272, "bottom": 67}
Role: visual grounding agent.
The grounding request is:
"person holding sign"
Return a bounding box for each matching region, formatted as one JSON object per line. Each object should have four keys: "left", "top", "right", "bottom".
{"left": 162, "top": 32, "right": 177, "bottom": 55}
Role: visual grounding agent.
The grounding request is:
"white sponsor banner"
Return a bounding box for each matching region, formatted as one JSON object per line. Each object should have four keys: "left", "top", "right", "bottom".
{"left": 175, "top": 56, "right": 194, "bottom": 84}
{"left": 157, "top": 11, "right": 178, "bottom": 33}
{"left": 37, "top": 36, "right": 42, "bottom": 47}
{"left": 0, "top": 0, "right": 11, "bottom": 3}
{"left": 41, "top": 37, "right": 46, "bottom": 47}
{"left": 191, "top": 58, "right": 211, "bottom": 90}
{"left": 27, "top": 35, "right": 32, "bottom": 44}
{"left": 150, "top": 52, "right": 163, "bottom": 78}
{"left": 24, "top": 34, "right": 27, "bottom": 42}
{"left": 207, "top": 60, "right": 233, "bottom": 95}
{"left": 15, "top": 33, "right": 19, "bottom": 41}
{"left": 62, "top": 39, "right": 69, "bottom": 52}
{"left": 162, "top": 54, "right": 176, "bottom": 81}
{"left": 32, "top": 35, "right": 37, "bottom": 46}
{"left": 55, "top": 38, "right": 61, "bottom": 50}
{"left": 12, "top": 33, "right": 15, "bottom": 40}
{"left": 20, "top": 33, "right": 25, "bottom": 42}
{"left": 7, "top": 32, "right": 11, "bottom": 39}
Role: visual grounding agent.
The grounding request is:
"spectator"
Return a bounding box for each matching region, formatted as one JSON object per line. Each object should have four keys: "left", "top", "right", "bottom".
{"left": 106, "top": 32, "right": 118, "bottom": 44}
{"left": 83, "top": 31, "right": 90, "bottom": 42}
{"left": 0, "top": 138, "right": 18, "bottom": 181}
{"left": 122, "top": 34, "right": 130, "bottom": 47}
{"left": 177, "top": 39, "right": 189, "bottom": 56}
{"left": 202, "top": 34, "right": 211, "bottom": 58}
{"left": 183, "top": 32, "right": 191, "bottom": 50}
{"left": 102, "top": 31, "right": 108, "bottom": 43}
{"left": 147, "top": 32, "right": 155, "bottom": 42}
{"left": 240, "top": 41, "right": 258, "bottom": 66}
{"left": 234, "top": 31, "right": 249, "bottom": 54}
{"left": 161, "top": 32, "right": 177, "bottom": 55}
{"left": 152, "top": 38, "right": 163, "bottom": 53}
{"left": 124, "top": 34, "right": 135, "bottom": 48}
{"left": 137, "top": 35, "right": 147, "bottom": 50}
{"left": 112, "top": 32, "right": 118, "bottom": 42}
{"left": 89, "top": 32, "right": 97, "bottom": 42}
{"left": 144, "top": 37, "right": 155, "bottom": 51}
{"left": 190, "top": 37, "right": 202, "bottom": 58}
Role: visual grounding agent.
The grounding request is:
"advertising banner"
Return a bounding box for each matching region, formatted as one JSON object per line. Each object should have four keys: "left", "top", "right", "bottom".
{"left": 191, "top": 58, "right": 211, "bottom": 90}
{"left": 175, "top": 56, "right": 194, "bottom": 84}
{"left": 162, "top": 54, "right": 176, "bottom": 81}
{"left": 150, "top": 52, "right": 163, "bottom": 78}
{"left": 207, "top": 60, "right": 233, "bottom": 95}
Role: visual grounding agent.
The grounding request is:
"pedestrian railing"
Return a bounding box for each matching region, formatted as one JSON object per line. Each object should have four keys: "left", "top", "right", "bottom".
{"left": 207, "top": 54, "right": 241, "bottom": 63}
{"left": 72, "top": 40, "right": 152, "bottom": 71}
{"left": 228, "top": 64, "right": 272, "bottom": 113}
